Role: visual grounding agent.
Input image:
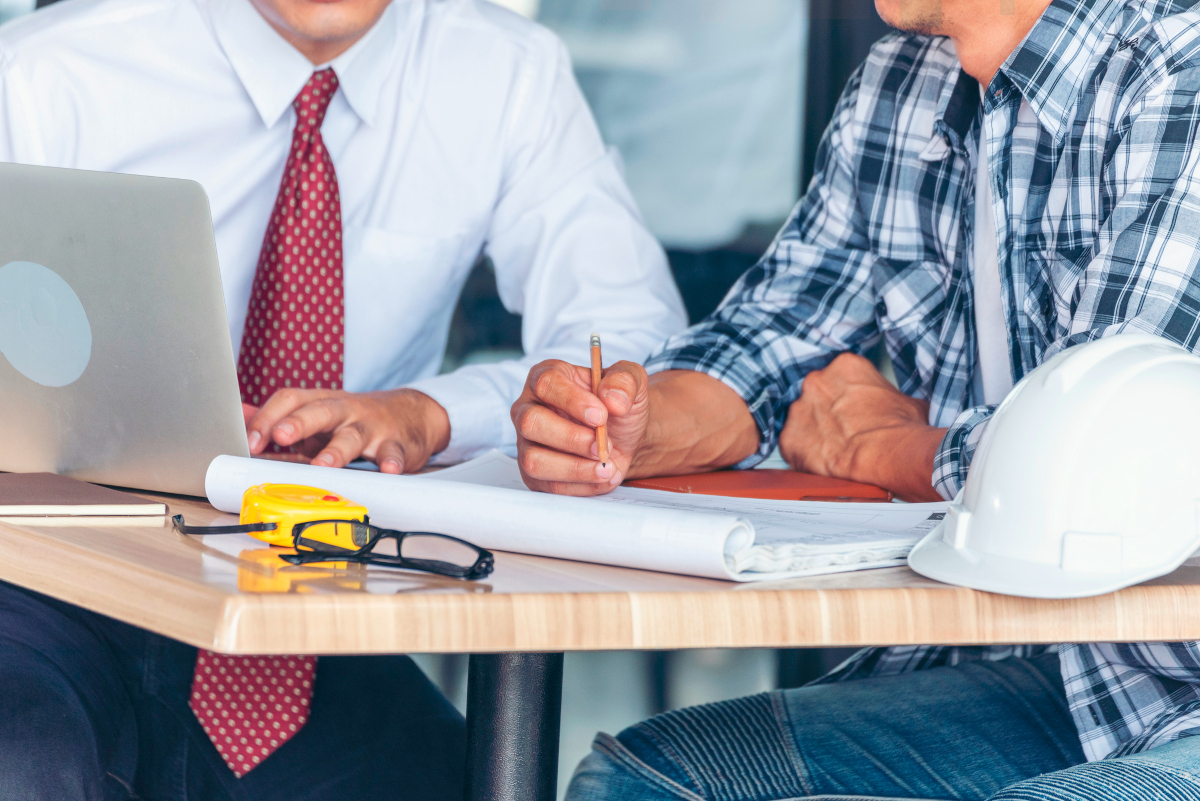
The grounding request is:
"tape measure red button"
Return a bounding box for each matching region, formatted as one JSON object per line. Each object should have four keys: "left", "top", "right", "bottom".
{"left": 322, "top": 495, "right": 339, "bottom": 502}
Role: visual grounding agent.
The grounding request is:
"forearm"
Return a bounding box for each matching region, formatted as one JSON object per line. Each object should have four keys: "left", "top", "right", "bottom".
{"left": 628, "top": 371, "right": 760, "bottom": 479}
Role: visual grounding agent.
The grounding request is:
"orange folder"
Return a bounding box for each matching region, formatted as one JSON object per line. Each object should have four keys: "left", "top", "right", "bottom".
{"left": 625, "top": 469, "right": 893, "bottom": 502}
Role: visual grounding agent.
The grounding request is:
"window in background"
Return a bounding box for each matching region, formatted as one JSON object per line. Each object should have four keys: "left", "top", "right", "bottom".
{"left": 0, "top": 0, "right": 35, "bottom": 26}
{"left": 447, "top": 0, "right": 807, "bottom": 371}
{"left": 538, "top": 0, "right": 805, "bottom": 322}
{"left": 490, "top": 0, "right": 539, "bottom": 15}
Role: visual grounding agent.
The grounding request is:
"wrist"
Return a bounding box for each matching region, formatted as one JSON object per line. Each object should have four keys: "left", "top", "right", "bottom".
{"left": 386, "top": 389, "right": 451, "bottom": 457}
{"left": 858, "top": 424, "right": 947, "bottom": 502}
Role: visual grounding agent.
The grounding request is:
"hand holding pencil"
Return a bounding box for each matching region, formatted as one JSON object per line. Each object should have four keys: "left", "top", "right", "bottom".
{"left": 511, "top": 336, "right": 653, "bottom": 495}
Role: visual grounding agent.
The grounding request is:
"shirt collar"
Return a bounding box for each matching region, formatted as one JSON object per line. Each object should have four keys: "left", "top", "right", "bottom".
{"left": 932, "top": 66, "right": 981, "bottom": 157}
{"left": 208, "top": 0, "right": 403, "bottom": 129}
{"left": 991, "top": 0, "right": 1127, "bottom": 141}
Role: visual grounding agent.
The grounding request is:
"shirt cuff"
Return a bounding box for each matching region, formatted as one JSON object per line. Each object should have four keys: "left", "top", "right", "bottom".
{"left": 404, "top": 372, "right": 516, "bottom": 465}
{"left": 932, "top": 405, "right": 996, "bottom": 500}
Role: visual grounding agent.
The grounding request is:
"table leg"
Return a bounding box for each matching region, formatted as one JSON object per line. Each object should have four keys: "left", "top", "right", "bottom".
{"left": 464, "top": 652, "right": 564, "bottom": 801}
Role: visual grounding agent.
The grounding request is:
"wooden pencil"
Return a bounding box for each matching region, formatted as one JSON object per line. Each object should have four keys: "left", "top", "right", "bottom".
{"left": 589, "top": 334, "right": 610, "bottom": 467}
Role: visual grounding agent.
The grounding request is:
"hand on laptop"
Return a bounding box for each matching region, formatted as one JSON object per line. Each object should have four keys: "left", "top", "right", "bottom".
{"left": 511, "top": 359, "right": 650, "bottom": 495}
{"left": 243, "top": 389, "right": 451, "bottom": 474}
{"left": 779, "top": 353, "right": 946, "bottom": 502}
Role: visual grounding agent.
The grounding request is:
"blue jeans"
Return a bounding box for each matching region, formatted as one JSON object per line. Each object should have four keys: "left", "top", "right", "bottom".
{"left": 566, "top": 652, "right": 1200, "bottom": 801}
{"left": 0, "top": 581, "right": 464, "bottom": 800}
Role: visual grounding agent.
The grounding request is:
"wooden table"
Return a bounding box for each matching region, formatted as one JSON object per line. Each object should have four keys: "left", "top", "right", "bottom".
{"left": 2, "top": 492, "right": 1199, "bottom": 800}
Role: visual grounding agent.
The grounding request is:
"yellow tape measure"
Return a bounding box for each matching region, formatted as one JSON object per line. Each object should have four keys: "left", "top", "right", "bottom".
{"left": 239, "top": 484, "right": 369, "bottom": 548}
{"left": 173, "top": 482, "right": 495, "bottom": 581}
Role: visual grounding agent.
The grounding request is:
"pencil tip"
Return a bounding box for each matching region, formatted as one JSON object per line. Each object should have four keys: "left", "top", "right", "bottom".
{"left": 601, "top": 462, "right": 607, "bottom": 468}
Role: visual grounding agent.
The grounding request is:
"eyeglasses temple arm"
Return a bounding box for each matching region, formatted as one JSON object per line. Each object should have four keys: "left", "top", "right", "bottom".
{"left": 172, "top": 514, "right": 278, "bottom": 536}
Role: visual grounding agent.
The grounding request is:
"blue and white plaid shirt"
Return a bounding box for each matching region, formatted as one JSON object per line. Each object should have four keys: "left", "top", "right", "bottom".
{"left": 646, "top": 0, "right": 1200, "bottom": 763}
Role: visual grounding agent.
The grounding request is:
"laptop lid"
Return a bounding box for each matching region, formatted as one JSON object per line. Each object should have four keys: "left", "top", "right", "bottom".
{"left": 0, "top": 162, "right": 250, "bottom": 496}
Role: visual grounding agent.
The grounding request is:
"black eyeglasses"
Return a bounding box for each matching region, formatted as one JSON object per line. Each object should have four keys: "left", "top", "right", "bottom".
{"left": 172, "top": 515, "right": 494, "bottom": 581}
{"left": 283, "top": 519, "right": 494, "bottom": 579}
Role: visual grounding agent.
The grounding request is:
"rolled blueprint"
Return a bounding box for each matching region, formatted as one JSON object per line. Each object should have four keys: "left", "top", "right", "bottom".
{"left": 205, "top": 455, "right": 750, "bottom": 580}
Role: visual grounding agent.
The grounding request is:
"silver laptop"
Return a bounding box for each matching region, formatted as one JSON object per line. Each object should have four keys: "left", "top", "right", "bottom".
{"left": 0, "top": 162, "right": 250, "bottom": 496}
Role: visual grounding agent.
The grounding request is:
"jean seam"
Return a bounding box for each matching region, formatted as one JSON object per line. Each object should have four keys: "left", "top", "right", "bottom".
{"left": 592, "top": 733, "right": 707, "bottom": 801}
{"left": 1120, "top": 757, "right": 1200, "bottom": 789}
{"left": 105, "top": 770, "right": 140, "bottom": 800}
{"left": 771, "top": 690, "right": 816, "bottom": 796}
{"left": 799, "top": 796, "right": 946, "bottom": 800}
{"left": 636, "top": 725, "right": 713, "bottom": 797}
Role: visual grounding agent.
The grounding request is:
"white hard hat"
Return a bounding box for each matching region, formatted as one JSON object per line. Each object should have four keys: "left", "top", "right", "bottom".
{"left": 909, "top": 334, "right": 1200, "bottom": 599}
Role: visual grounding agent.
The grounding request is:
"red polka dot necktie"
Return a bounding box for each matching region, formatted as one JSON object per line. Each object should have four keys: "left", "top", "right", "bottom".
{"left": 192, "top": 69, "right": 343, "bottom": 777}
{"left": 237, "top": 67, "right": 345, "bottom": 408}
{"left": 190, "top": 652, "right": 316, "bottom": 777}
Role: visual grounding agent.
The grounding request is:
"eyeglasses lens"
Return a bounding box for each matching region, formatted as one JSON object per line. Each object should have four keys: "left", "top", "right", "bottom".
{"left": 399, "top": 534, "right": 482, "bottom": 569}
{"left": 296, "top": 521, "right": 374, "bottom": 552}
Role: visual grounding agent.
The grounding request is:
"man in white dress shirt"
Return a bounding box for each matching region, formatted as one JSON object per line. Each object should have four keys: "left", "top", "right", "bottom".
{"left": 0, "top": 0, "right": 684, "bottom": 471}
{"left": 0, "top": 0, "right": 685, "bottom": 797}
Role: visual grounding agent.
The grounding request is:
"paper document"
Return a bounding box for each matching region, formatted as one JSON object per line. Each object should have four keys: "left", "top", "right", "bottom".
{"left": 205, "top": 452, "right": 946, "bottom": 582}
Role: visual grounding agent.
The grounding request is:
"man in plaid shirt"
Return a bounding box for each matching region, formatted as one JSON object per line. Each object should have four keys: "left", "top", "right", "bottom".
{"left": 514, "top": 0, "right": 1200, "bottom": 797}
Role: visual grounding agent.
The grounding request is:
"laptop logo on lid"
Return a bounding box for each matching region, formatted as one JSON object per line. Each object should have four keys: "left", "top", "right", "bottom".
{"left": 0, "top": 261, "right": 92, "bottom": 388}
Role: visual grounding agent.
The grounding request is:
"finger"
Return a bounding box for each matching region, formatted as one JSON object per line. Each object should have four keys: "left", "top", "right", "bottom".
{"left": 270, "top": 398, "right": 348, "bottom": 448}
{"left": 513, "top": 402, "right": 599, "bottom": 458}
{"left": 524, "top": 478, "right": 622, "bottom": 497}
{"left": 375, "top": 439, "right": 407, "bottom": 475}
{"left": 253, "top": 451, "right": 310, "bottom": 464}
{"left": 310, "top": 425, "right": 367, "bottom": 469}
{"left": 289, "top": 433, "right": 332, "bottom": 460}
{"left": 247, "top": 389, "right": 324, "bottom": 453}
{"left": 242, "top": 403, "right": 259, "bottom": 427}
{"left": 597, "top": 361, "right": 647, "bottom": 417}
{"left": 779, "top": 396, "right": 816, "bottom": 470}
{"left": 782, "top": 438, "right": 817, "bottom": 473}
{"left": 527, "top": 362, "right": 607, "bottom": 427}
{"left": 519, "top": 443, "right": 615, "bottom": 484}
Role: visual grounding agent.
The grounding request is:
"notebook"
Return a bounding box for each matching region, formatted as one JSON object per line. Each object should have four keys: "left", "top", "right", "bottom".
{"left": 625, "top": 469, "right": 893, "bottom": 502}
{"left": 0, "top": 473, "right": 168, "bottom": 516}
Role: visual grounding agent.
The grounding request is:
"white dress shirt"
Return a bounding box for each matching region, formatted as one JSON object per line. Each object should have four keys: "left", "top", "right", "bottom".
{"left": 0, "top": 0, "right": 687, "bottom": 461}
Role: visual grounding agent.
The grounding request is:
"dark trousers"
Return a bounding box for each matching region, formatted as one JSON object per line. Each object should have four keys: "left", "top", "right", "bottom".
{"left": 0, "top": 580, "right": 465, "bottom": 800}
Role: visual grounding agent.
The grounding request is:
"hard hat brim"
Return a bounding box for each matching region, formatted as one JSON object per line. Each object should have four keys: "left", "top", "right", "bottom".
{"left": 908, "top": 522, "right": 1193, "bottom": 599}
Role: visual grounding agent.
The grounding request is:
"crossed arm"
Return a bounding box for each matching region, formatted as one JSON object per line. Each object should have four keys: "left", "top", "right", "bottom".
{"left": 510, "top": 353, "right": 947, "bottom": 502}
